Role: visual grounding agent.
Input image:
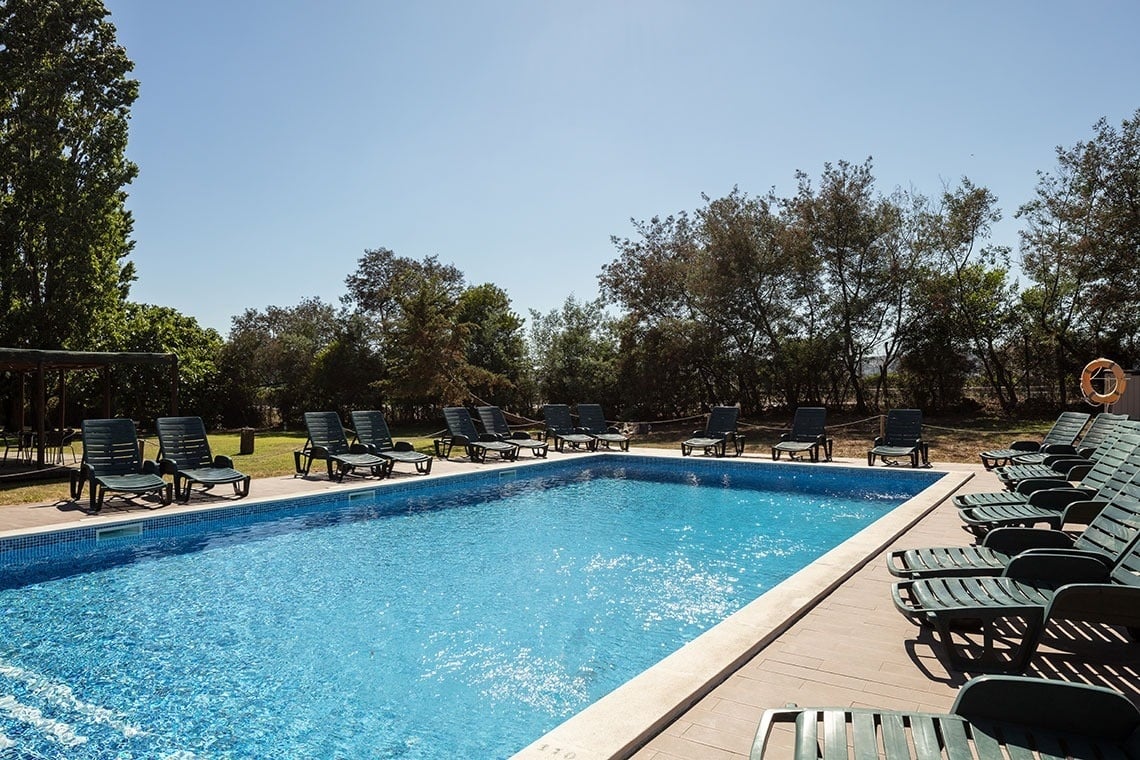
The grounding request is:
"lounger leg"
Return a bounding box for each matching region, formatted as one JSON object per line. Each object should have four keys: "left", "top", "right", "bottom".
{"left": 235, "top": 476, "right": 251, "bottom": 497}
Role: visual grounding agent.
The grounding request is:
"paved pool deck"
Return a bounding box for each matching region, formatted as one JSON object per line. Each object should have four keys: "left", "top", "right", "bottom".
{"left": 2, "top": 448, "right": 1136, "bottom": 760}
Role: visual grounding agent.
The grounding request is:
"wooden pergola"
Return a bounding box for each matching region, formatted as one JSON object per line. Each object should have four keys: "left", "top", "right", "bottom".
{"left": 0, "top": 348, "right": 178, "bottom": 468}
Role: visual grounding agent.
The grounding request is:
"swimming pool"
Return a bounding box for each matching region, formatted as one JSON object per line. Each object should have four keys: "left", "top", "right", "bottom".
{"left": 0, "top": 456, "right": 943, "bottom": 758}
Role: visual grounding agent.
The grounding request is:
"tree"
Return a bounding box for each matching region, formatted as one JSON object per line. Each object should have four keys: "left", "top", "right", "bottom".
{"left": 454, "top": 283, "right": 532, "bottom": 410}
{"left": 225, "top": 298, "right": 340, "bottom": 428}
{"left": 1017, "top": 110, "right": 1140, "bottom": 391}
{"left": 782, "top": 160, "right": 912, "bottom": 413}
{"left": 0, "top": 0, "right": 139, "bottom": 349}
{"left": 529, "top": 296, "right": 618, "bottom": 409}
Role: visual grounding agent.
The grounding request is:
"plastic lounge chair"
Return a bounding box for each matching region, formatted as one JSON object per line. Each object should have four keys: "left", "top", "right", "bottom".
{"left": 69, "top": 418, "right": 172, "bottom": 512}
{"left": 953, "top": 422, "right": 1140, "bottom": 511}
{"left": 978, "top": 411, "right": 1092, "bottom": 469}
{"left": 771, "top": 407, "right": 832, "bottom": 462}
{"left": 348, "top": 410, "right": 433, "bottom": 475}
{"left": 958, "top": 433, "right": 1140, "bottom": 535}
{"left": 576, "top": 404, "right": 630, "bottom": 451}
{"left": 749, "top": 675, "right": 1140, "bottom": 760}
{"left": 681, "top": 406, "right": 743, "bottom": 457}
{"left": 542, "top": 404, "right": 596, "bottom": 452}
{"left": 889, "top": 468, "right": 1140, "bottom": 579}
{"left": 156, "top": 416, "right": 251, "bottom": 502}
{"left": 992, "top": 419, "right": 1137, "bottom": 488}
{"left": 474, "top": 406, "right": 548, "bottom": 458}
{"left": 294, "top": 411, "right": 389, "bottom": 481}
{"left": 892, "top": 516, "right": 1140, "bottom": 672}
{"left": 434, "top": 407, "right": 519, "bottom": 462}
{"left": 1003, "top": 412, "right": 1128, "bottom": 466}
{"left": 867, "top": 409, "right": 928, "bottom": 468}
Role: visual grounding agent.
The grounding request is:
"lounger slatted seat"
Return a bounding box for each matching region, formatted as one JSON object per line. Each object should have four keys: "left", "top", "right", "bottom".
{"left": 542, "top": 404, "right": 597, "bottom": 452}
{"left": 978, "top": 411, "right": 1091, "bottom": 469}
{"left": 434, "top": 407, "right": 519, "bottom": 462}
{"left": 749, "top": 676, "right": 1140, "bottom": 760}
{"left": 1004, "top": 412, "right": 1127, "bottom": 466}
{"left": 682, "top": 406, "right": 744, "bottom": 457}
{"left": 867, "top": 409, "right": 928, "bottom": 467}
{"left": 893, "top": 500, "right": 1140, "bottom": 672}
{"left": 474, "top": 406, "right": 548, "bottom": 458}
{"left": 294, "top": 411, "right": 389, "bottom": 480}
{"left": 958, "top": 434, "right": 1140, "bottom": 534}
{"left": 576, "top": 404, "right": 630, "bottom": 451}
{"left": 156, "top": 416, "right": 251, "bottom": 502}
{"left": 349, "top": 410, "right": 433, "bottom": 474}
{"left": 890, "top": 469, "right": 1140, "bottom": 579}
{"left": 771, "top": 407, "right": 831, "bottom": 462}
{"left": 70, "top": 418, "right": 172, "bottom": 512}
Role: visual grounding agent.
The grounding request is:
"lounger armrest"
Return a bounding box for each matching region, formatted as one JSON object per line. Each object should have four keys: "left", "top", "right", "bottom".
{"left": 158, "top": 457, "right": 180, "bottom": 476}
{"left": 1041, "top": 443, "right": 1079, "bottom": 455}
{"left": 1048, "top": 584, "right": 1140, "bottom": 634}
{"left": 348, "top": 443, "right": 371, "bottom": 454}
{"left": 1014, "top": 478, "right": 1073, "bottom": 495}
{"left": 309, "top": 445, "right": 331, "bottom": 459}
{"left": 393, "top": 441, "right": 415, "bottom": 452}
{"left": 1024, "top": 488, "right": 1092, "bottom": 508}
{"left": 450, "top": 434, "right": 472, "bottom": 446}
{"left": 1009, "top": 440, "right": 1042, "bottom": 452}
{"left": 1061, "top": 462, "right": 1093, "bottom": 482}
{"left": 952, "top": 675, "right": 1140, "bottom": 738}
{"left": 509, "top": 432, "right": 534, "bottom": 440}
{"left": 142, "top": 459, "right": 162, "bottom": 475}
{"left": 872, "top": 435, "right": 884, "bottom": 446}
{"left": 214, "top": 454, "right": 235, "bottom": 468}
{"left": 982, "top": 527, "right": 1075, "bottom": 554}
{"left": 1003, "top": 552, "right": 1111, "bottom": 583}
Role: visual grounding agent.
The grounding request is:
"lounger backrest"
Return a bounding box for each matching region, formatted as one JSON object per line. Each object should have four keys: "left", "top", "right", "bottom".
{"left": 1075, "top": 413, "right": 1129, "bottom": 452}
{"left": 788, "top": 407, "right": 826, "bottom": 441}
{"left": 543, "top": 404, "right": 575, "bottom": 434}
{"left": 156, "top": 416, "right": 213, "bottom": 469}
{"left": 1110, "top": 525, "right": 1140, "bottom": 587}
{"left": 80, "top": 418, "right": 143, "bottom": 476}
{"left": 443, "top": 407, "right": 480, "bottom": 440}
{"left": 1074, "top": 467, "right": 1140, "bottom": 559}
{"left": 705, "top": 406, "right": 739, "bottom": 436}
{"left": 303, "top": 411, "right": 351, "bottom": 455}
{"left": 576, "top": 404, "right": 611, "bottom": 434}
{"left": 349, "top": 410, "right": 394, "bottom": 452}
{"left": 882, "top": 409, "right": 922, "bottom": 446}
{"left": 475, "top": 406, "right": 510, "bottom": 437}
{"left": 1080, "top": 434, "right": 1140, "bottom": 495}
{"left": 1042, "top": 411, "right": 1093, "bottom": 447}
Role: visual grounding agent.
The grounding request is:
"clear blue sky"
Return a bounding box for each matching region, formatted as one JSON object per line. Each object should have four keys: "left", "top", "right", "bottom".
{"left": 103, "top": 0, "right": 1140, "bottom": 336}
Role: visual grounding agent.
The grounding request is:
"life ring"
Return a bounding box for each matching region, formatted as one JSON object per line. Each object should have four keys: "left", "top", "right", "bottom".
{"left": 1080, "top": 358, "right": 1128, "bottom": 405}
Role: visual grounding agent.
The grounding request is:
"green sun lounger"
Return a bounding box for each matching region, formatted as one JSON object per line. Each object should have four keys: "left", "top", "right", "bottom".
{"left": 893, "top": 517, "right": 1140, "bottom": 671}
{"left": 294, "top": 411, "right": 389, "bottom": 481}
{"left": 992, "top": 419, "right": 1133, "bottom": 487}
{"left": 475, "top": 406, "right": 548, "bottom": 458}
{"left": 771, "top": 407, "right": 831, "bottom": 462}
{"left": 1000, "top": 412, "right": 1127, "bottom": 466}
{"left": 868, "top": 409, "right": 928, "bottom": 467}
{"left": 681, "top": 406, "right": 743, "bottom": 457}
{"left": 576, "top": 404, "right": 630, "bottom": 451}
{"left": 953, "top": 425, "right": 1140, "bottom": 512}
{"left": 542, "top": 404, "right": 597, "bottom": 452}
{"left": 890, "top": 468, "right": 1140, "bottom": 579}
{"left": 350, "top": 410, "right": 433, "bottom": 474}
{"left": 978, "top": 411, "right": 1091, "bottom": 469}
{"left": 156, "top": 416, "right": 251, "bottom": 501}
{"left": 749, "top": 675, "right": 1140, "bottom": 760}
{"left": 434, "top": 407, "right": 519, "bottom": 462}
{"left": 958, "top": 435, "right": 1140, "bottom": 534}
{"left": 70, "top": 418, "right": 172, "bottom": 512}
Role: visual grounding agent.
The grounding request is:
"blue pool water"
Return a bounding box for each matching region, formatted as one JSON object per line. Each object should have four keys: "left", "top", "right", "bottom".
{"left": 0, "top": 457, "right": 938, "bottom": 758}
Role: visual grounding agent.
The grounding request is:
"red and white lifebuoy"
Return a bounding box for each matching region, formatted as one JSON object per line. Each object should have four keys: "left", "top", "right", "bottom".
{"left": 1080, "top": 358, "right": 1128, "bottom": 405}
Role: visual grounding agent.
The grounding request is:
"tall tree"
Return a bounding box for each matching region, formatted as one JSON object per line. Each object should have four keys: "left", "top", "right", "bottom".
{"left": 0, "top": 0, "right": 138, "bottom": 348}
{"left": 454, "top": 283, "right": 532, "bottom": 410}
{"left": 1017, "top": 109, "right": 1140, "bottom": 390}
